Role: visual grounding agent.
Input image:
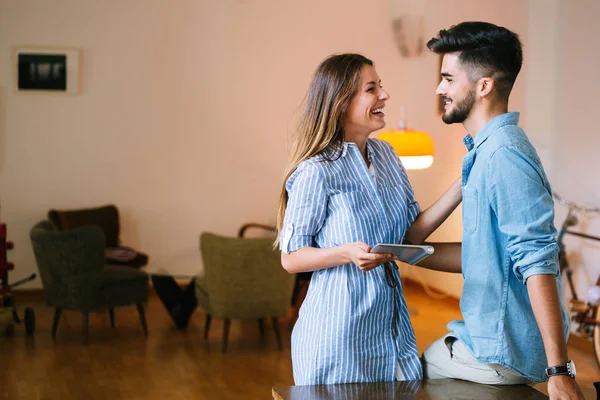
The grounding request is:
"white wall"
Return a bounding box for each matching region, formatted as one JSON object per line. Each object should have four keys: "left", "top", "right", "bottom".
{"left": 1, "top": 0, "right": 528, "bottom": 293}
{"left": 556, "top": 0, "right": 600, "bottom": 300}
{"left": 526, "top": 0, "right": 600, "bottom": 302}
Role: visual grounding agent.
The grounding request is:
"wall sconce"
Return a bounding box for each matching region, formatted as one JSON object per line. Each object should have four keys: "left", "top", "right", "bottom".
{"left": 377, "top": 108, "right": 434, "bottom": 170}
{"left": 389, "top": 0, "right": 425, "bottom": 58}
{"left": 391, "top": 15, "right": 425, "bottom": 58}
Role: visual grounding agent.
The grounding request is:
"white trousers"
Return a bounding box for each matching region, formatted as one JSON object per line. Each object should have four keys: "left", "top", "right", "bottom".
{"left": 421, "top": 334, "right": 531, "bottom": 385}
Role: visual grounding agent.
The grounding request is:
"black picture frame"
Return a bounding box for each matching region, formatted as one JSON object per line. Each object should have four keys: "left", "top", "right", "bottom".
{"left": 12, "top": 46, "right": 80, "bottom": 94}
{"left": 17, "top": 53, "right": 67, "bottom": 91}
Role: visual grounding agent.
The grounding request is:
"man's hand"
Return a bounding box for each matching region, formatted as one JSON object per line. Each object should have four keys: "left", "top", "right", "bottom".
{"left": 344, "top": 242, "right": 394, "bottom": 271}
{"left": 526, "top": 275, "right": 584, "bottom": 400}
{"left": 547, "top": 375, "right": 584, "bottom": 400}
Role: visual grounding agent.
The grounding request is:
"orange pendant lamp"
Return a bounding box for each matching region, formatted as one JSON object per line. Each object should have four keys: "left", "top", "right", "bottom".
{"left": 377, "top": 107, "right": 434, "bottom": 170}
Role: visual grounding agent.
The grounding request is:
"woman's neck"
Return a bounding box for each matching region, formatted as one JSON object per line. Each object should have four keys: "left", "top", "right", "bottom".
{"left": 346, "top": 138, "right": 369, "bottom": 167}
{"left": 345, "top": 132, "right": 368, "bottom": 160}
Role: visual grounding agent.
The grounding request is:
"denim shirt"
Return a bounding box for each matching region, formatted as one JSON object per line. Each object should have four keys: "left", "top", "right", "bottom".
{"left": 448, "top": 112, "right": 570, "bottom": 382}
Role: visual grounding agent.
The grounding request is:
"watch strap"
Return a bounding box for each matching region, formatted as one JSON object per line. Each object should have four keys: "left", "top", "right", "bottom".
{"left": 545, "top": 361, "right": 574, "bottom": 378}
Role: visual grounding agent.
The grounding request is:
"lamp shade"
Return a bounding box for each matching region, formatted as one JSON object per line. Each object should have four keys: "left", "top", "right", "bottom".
{"left": 377, "top": 129, "right": 434, "bottom": 170}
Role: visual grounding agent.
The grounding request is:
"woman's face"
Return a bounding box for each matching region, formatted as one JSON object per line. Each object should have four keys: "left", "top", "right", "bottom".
{"left": 343, "top": 65, "right": 390, "bottom": 140}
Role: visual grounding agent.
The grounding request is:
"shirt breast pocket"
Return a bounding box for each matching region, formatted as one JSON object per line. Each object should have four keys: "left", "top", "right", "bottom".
{"left": 462, "top": 187, "right": 478, "bottom": 234}
{"left": 379, "top": 183, "right": 409, "bottom": 225}
{"left": 328, "top": 190, "right": 373, "bottom": 242}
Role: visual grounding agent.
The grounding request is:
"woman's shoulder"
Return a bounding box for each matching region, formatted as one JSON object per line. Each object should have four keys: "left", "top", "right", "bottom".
{"left": 285, "top": 144, "right": 349, "bottom": 189}
{"left": 369, "top": 137, "right": 396, "bottom": 156}
{"left": 296, "top": 147, "right": 344, "bottom": 172}
{"left": 297, "top": 154, "right": 329, "bottom": 171}
{"left": 286, "top": 157, "right": 327, "bottom": 190}
{"left": 369, "top": 138, "right": 409, "bottom": 178}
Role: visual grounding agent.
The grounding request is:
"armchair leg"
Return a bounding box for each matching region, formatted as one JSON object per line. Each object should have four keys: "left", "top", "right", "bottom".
{"left": 222, "top": 318, "right": 231, "bottom": 353}
{"left": 272, "top": 317, "right": 282, "bottom": 351}
{"left": 82, "top": 312, "right": 89, "bottom": 345}
{"left": 109, "top": 308, "right": 115, "bottom": 328}
{"left": 136, "top": 304, "right": 148, "bottom": 337}
{"left": 257, "top": 318, "right": 265, "bottom": 336}
{"left": 204, "top": 314, "right": 212, "bottom": 340}
{"left": 51, "top": 308, "right": 62, "bottom": 339}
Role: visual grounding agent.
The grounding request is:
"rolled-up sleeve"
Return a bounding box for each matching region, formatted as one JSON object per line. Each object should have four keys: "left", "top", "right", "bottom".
{"left": 280, "top": 162, "right": 328, "bottom": 254}
{"left": 487, "top": 146, "right": 559, "bottom": 284}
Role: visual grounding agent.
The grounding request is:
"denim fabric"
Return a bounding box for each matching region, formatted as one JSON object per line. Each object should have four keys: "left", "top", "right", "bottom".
{"left": 448, "top": 112, "right": 570, "bottom": 382}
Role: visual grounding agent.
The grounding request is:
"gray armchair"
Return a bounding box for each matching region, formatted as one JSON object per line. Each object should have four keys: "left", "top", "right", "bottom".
{"left": 30, "top": 221, "right": 149, "bottom": 344}
{"left": 196, "top": 232, "right": 295, "bottom": 352}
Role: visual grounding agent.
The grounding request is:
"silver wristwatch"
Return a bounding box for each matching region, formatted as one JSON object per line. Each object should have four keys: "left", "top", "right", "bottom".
{"left": 545, "top": 360, "right": 576, "bottom": 379}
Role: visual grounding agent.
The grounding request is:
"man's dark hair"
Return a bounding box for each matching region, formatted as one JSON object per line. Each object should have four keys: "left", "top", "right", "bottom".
{"left": 427, "top": 22, "right": 523, "bottom": 101}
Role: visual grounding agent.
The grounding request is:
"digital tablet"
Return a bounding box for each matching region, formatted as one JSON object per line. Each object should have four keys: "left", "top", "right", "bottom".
{"left": 370, "top": 244, "right": 434, "bottom": 265}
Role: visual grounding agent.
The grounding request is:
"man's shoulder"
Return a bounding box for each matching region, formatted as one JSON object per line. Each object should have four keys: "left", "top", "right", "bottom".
{"left": 488, "top": 122, "right": 527, "bottom": 146}
{"left": 484, "top": 124, "right": 539, "bottom": 161}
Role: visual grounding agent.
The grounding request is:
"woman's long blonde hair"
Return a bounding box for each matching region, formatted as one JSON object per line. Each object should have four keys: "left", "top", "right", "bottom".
{"left": 275, "top": 53, "right": 373, "bottom": 246}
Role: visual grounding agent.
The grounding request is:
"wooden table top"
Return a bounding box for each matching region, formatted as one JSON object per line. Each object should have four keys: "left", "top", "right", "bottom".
{"left": 272, "top": 379, "right": 549, "bottom": 399}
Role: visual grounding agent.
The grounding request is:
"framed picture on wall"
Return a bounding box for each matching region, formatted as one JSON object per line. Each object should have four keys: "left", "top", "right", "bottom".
{"left": 12, "top": 46, "right": 81, "bottom": 94}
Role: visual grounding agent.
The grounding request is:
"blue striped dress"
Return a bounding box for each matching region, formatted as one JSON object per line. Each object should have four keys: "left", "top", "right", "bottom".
{"left": 280, "top": 138, "right": 423, "bottom": 385}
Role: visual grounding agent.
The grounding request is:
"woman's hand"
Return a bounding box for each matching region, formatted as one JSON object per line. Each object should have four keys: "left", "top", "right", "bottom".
{"left": 281, "top": 242, "right": 394, "bottom": 274}
{"left": 343, "top": 242, "right": 395, "bottom": 271}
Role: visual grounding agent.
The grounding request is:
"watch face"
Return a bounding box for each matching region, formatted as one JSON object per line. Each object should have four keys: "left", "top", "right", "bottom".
{"left": 569, "top": 360, "right": 576, "bottom": 378}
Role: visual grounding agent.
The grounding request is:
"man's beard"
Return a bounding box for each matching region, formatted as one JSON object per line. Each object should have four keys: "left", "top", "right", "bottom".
{"left": 442, "top": 89, "right": 475, "bottom": 124}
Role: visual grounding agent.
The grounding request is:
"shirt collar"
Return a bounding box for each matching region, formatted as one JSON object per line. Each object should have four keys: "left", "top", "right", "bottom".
{"left": 462, "top": 112, "right": 520, "bottom": 151}
{"left": 342, "top": 139, "right": 374, "bottom": 161}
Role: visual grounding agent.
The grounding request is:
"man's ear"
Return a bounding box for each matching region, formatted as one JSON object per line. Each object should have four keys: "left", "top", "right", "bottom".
{"left": 478, "top": 78, "right": 494, "bottom": 98}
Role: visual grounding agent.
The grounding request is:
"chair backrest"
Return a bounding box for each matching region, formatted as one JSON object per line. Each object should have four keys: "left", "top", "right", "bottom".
{"left": 237, "top": 223, "right": 276, "bottom": 238}
{"left": 30, "top": 220, "right": 106, "bottom": 310}
{"left": 199, "top": 232, "right": 295, "bottom": 319}
{"left": 48, "top": 205, "right": 120, "bottom": 248}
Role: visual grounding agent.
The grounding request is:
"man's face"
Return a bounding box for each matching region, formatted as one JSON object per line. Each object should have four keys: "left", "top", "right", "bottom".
{"left": 436, "top": 53, "right": 476, "bottom": 125}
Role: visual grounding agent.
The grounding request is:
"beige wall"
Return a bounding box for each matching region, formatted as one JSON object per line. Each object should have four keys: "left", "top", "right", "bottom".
{"left": 1, "top": 0, "right": 526, "bottom": 292}
{"left": 526, "top": 0, "right": 600, "bottom": 303}
{"left": 557, "top": 0, "right": 600, "bottom": 301}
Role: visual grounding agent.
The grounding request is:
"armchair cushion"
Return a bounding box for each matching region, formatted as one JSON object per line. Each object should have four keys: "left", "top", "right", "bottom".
{"left": 103, "top": 265, "right": 148, "bottom": 285}
{"left": 104, "top": 248, "right": 148, "bottom": 268}
{"left": 102, "top": 265, "right": 148, "bottom": 309}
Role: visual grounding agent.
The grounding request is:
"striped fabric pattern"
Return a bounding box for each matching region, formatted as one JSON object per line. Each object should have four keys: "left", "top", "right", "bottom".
{"left": 280, "top": 138, "right": 423, "bottom": 385}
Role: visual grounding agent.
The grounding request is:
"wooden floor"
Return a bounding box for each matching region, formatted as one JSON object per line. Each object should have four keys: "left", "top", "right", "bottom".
{"left": 1, "top": 280, "right": 597, "bottom": 399}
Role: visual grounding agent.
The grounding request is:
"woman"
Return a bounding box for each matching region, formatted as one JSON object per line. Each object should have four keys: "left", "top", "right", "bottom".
{"left": 276, "top": 53, "right": 461, "bottom": 385}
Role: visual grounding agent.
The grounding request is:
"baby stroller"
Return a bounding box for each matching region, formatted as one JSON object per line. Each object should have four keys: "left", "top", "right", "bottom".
{"left": 0, "top": 223, "right": 35, "bottom": 335}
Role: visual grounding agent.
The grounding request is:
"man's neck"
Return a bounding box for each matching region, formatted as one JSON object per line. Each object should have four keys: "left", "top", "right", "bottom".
{"left": 463, "top": 103, "right": 509, "bottom": 138}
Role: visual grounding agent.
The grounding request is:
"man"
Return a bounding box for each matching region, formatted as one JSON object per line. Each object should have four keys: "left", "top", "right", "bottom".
{"left": 418, "top": 22, "right": 583, "bottom": 399}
